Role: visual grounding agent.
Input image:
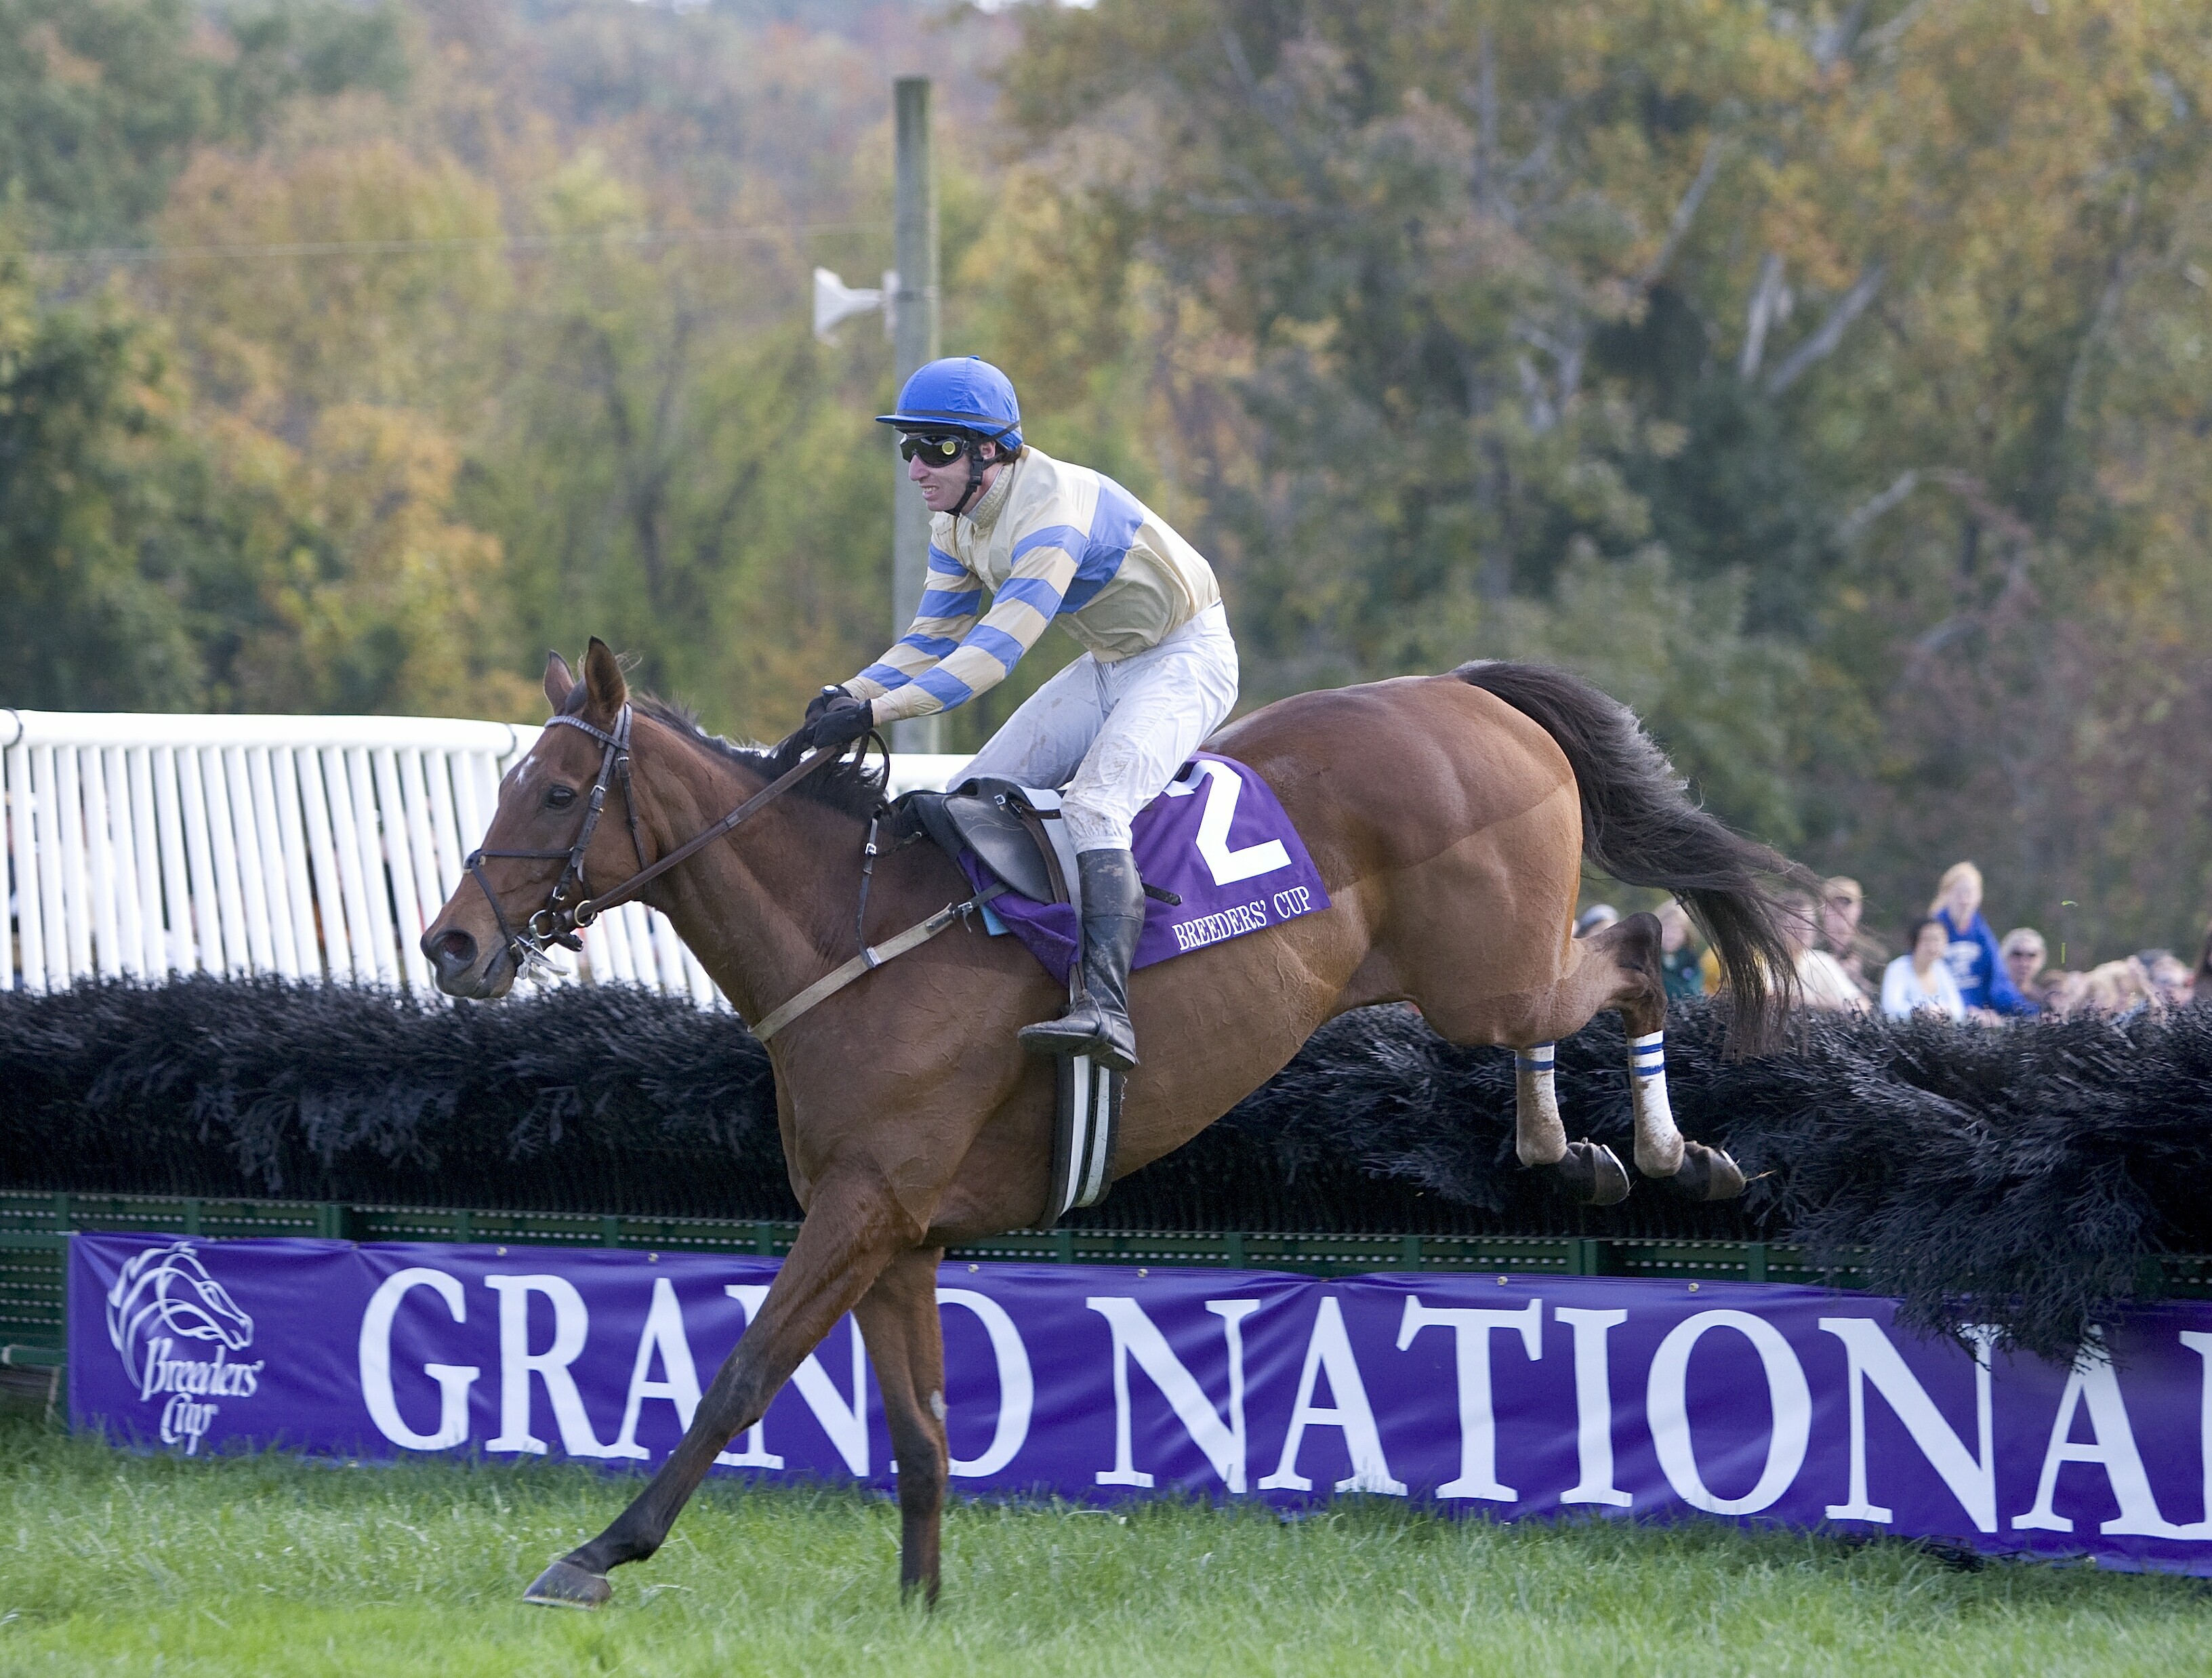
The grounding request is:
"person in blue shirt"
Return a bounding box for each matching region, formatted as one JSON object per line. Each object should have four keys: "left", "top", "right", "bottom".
{"left": 1657, "top": 899, "right": 1704, "bottom": 1001}
{"left": 1929, "top": 861, "right": 2035, "bottom": 1017}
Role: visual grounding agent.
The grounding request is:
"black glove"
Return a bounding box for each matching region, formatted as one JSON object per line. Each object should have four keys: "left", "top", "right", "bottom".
{"left": 804, "top": 684, "right": 853, "bottom": 727}
{"left": 802, "top": 695, "right": 875, "bottom": 752}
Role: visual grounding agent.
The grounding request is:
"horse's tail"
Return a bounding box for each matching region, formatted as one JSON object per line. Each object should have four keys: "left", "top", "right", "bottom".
{"left": 1453, "top": 659, "right": 1808, "bottom": 1056}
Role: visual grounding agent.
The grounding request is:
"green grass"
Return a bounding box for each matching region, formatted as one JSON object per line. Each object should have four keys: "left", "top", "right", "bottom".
{"left": 1, "top": 1412, "right": 2207, "bottom": 1677}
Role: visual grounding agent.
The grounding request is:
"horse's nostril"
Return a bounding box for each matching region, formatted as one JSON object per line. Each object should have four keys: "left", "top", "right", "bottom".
{"left": 431, "top": 928, "right": 477, "bottom": 969}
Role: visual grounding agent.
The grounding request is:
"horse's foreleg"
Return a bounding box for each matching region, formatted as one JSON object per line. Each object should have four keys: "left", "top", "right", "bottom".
{"left": 853, "top": 1246, "right": 949, "bottom": 1605}
{"left": 523, "top": 1183, "right": 907, "bottom": 1608}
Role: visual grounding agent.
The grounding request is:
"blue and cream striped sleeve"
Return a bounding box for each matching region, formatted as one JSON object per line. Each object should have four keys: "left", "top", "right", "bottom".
{"left": 865, "top": 532, "right": 1080, "bottom": 722}
{"left": 844, "top": 546, "right": 984, "bottom": 706}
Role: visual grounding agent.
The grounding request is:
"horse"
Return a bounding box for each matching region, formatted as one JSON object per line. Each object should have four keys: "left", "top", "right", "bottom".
{"left": 420, "top": 638, "right": 1801, "bottom": 1607}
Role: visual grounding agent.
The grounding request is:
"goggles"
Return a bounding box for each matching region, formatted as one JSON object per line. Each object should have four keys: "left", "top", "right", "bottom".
{"left": 898, "top": 432, "right": 974, "bottom": 465}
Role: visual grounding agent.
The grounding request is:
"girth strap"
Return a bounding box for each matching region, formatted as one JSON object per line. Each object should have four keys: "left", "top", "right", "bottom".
{"left": 753, "top": 882, "right": 1007, "bottom": 1042}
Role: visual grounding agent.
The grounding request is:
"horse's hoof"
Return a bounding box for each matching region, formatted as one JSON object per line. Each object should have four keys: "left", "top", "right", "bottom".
{"left": 523, "top": 1558, "right": 612, "bottom": 1610}
{"left": 1670, "top": 1141, "right": 1746, "bottom": 1202}
{"left": 1547, "top": 1139, "right": 1631, "bottom": 1207}
{"left": 1634, "top": 1141, "right": 1686, "bottom": 1181}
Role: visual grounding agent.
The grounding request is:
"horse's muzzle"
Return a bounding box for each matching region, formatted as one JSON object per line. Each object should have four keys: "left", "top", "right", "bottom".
{"left": 422, "top": 925, "right": 515, "bottom": 999}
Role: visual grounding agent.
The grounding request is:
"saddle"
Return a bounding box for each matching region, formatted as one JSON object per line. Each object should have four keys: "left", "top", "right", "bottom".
{"left": 901, "top": 779, "right": 1120, "bottom": 1226}
{"left": 907, "top": 778, "right": 1086, "bottom": 915}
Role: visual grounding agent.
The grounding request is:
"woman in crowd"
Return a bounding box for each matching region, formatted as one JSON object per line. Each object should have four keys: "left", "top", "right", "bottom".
{"left": 1930, "top": 861, "right": 2034, "bottom": 1018}
{"left": 2039, "top": 969, "right": 2088, "bottom": 1015}
{"left": 1883, "top": 916, "right": 1967, "bottom": 1021}
{"left": 2141, "top": 949, "right": 2194, "bottom": 1010}
{"left": 1656, "top": 899, "right": 1704, "bottom": 1000}
{"left": 1820, "top": 876, "right": 1883, "bottom": 991}
{"left": 2059, "top": 958, "right": 2163, "bottom": 1020}
{"left": 1783, "top": 889, "right": 1868, "bottom": 1012}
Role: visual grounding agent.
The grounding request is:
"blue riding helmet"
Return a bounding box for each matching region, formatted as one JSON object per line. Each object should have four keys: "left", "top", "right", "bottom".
{"left": 876, "top": 356, "right": 1024, "bottom": 450}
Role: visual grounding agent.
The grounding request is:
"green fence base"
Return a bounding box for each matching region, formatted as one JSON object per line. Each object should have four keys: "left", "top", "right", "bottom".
{"left": 9, "top": 1188, "right": 2208, "bottom": 1374}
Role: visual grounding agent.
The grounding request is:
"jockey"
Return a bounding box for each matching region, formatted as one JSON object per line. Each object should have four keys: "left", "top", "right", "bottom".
{"left": 800, "top": 356, "right": 1237, "bottom": 1071}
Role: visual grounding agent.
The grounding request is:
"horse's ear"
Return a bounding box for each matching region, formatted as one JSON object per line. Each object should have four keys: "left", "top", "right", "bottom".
{"left": 543, "top": 650, "right": 575, "bottom": 713}
{"left": 583, "top": 636, "right": 628, "bottom": 716}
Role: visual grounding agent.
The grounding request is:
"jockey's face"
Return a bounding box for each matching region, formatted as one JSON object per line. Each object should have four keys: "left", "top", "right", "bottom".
{"left": 907, "top": 436, "right": 1003, "bottom": 513}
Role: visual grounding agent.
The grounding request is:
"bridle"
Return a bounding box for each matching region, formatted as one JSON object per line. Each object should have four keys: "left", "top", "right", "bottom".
{"left": 461, "top": 700, "right": 1005, "bottom": 1042}
{"left": 464, "top": 708, "right": 641, "bottom": 978}
{"left": 462, "top": 705, "right": 857, "bottom": 983}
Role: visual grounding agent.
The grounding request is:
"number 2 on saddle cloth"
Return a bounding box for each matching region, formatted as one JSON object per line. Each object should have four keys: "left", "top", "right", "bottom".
{"left": 960, "top": 752, "right": 1332, "bottom": 986}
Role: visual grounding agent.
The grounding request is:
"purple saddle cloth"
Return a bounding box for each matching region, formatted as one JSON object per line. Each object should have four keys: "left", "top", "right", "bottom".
{"left": 957, "top": 751, "right": 1332, "bottom": 987}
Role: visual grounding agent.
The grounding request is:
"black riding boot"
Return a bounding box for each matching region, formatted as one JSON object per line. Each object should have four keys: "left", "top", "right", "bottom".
{"left": 1019, "top": 848, "right": 1143, "bottom": 1071}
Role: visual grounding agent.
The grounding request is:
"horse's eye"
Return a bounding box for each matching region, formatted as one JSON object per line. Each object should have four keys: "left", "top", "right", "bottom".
{"left": 545, "top": 785, "right": 577, "bottom": 809}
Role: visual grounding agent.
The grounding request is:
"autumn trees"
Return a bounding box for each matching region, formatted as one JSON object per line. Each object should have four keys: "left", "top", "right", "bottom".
{"left": 3, "top": 0, "right": 2210, "bottom": 957}
{"left": 998, "top": 0, "right": 2212, "bottom": 954}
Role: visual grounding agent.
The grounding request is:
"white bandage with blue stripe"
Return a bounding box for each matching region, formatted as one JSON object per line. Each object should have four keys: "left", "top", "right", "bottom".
{"left": 1630, "top": 1030, "right": 1666, "bottom": 1080}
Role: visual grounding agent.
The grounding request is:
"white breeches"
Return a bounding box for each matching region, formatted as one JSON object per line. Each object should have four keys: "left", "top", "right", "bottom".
{"left": 958, "top": 603, "right": 1240, "bottom": 853}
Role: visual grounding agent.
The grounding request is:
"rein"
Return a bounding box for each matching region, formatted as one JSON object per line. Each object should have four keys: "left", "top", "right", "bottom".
{"left": 464, "top": 705, "right": 848, "bottom": 980}
{"left": 463, "top": 703, "right": 999, "bottom": 1038}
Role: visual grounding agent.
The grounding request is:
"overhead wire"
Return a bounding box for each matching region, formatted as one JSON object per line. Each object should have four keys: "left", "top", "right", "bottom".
{"left": 19, "top": 218, "right": 890, "bottom": 266}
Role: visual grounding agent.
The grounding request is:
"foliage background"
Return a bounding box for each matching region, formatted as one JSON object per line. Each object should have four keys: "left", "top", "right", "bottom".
{"left": 3, "top": 0, "right": 2209, "bottom": 961}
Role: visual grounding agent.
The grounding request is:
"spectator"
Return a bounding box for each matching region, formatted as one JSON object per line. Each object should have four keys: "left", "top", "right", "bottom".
{"left": 1883, "top": 916, "right": 1967, "bottom": 1021}
{"left": 1575, "top": 903, "right": 1619, "bottom": 938}
{"left": 2067, "top": 958, "right": 2162, "bottom": 1021}
{"left": 1656, "top": 899, "right": 1704, "bottom": 1000}
{"left": 2000, "top": 927, "right": 2053, "bottom": 1008}
{"left": 1782, "top": 890, "right": 1867, "bottom": 1012}
{"left": 1930, "top": 861, "right": 2033, "bottom": 1018}
{"left": 2041, "top": 970, "right": 2089, "bottom": 1017}
{"left": 2139, "top": 949, "right": 2192, "bottom": 1011}
{"left": 1819, "top": 876, "right": 1883, "bottom": 991}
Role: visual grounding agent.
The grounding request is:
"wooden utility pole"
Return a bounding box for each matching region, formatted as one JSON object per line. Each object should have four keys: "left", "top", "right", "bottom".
{"left": 890, "top": 77, "right": 942, "bottom": 756}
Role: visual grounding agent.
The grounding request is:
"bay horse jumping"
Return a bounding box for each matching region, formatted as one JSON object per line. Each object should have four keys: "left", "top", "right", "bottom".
{"left": 420, "top": 639, "right": 1800, "bottom": 1607}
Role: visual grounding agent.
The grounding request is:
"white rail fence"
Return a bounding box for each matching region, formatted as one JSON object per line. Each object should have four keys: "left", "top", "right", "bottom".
{"left": 2, "top": 709, "right": 963, "bottom": 1005}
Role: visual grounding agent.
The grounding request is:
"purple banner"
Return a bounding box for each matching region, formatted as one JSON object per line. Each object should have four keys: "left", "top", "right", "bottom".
{"left": 70, "top": 1233, "right": 2212, "bottom": 1573}
{"left": 962, "top": 752, "right": 1331, "bottom": 984}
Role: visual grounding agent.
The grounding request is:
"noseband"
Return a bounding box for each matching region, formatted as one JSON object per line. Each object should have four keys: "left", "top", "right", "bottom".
{"left": 463, "top": 708, "right": 647, "bottom": 979}
{"left": 463, "top": 705, "right": 854, "bottom": 981}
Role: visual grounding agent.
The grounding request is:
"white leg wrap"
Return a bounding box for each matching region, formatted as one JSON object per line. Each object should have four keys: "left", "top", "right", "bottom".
{"left": 1514, "top": 1042, "right": 1566, "bottom": 1167}
{"left": 1629, "top": 1029, "right": 1684, "bottom": 1177}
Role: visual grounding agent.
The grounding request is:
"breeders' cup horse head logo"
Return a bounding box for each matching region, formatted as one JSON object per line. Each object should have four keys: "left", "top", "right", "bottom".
{"left": 105, "top": 1242, "right": 255, "bottom": 1386}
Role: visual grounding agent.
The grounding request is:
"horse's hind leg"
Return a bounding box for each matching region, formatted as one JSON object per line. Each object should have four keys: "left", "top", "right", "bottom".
{"left": 1511, "top": 1040, "right": 1629, "bottom": 1208}
{"left": 1511, "top": 1042, "right": 1566, "bottom": 1166}
{"left": 1445, "top": 913, "right": 1675, "bottom": 1206}
{"left": 853, "top": 1246, "right": 950, "bottom": 1605}
{"left": 1610, "top": 914, "right": 1743, "bottom": 1199}
{"left": 1607, "top": 914, "right": 1683, "bottom": 1178}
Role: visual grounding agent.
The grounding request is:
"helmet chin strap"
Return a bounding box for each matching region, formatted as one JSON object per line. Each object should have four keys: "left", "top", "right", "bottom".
{"left": 950, "top": 438, "right": 989, "bottom": 518}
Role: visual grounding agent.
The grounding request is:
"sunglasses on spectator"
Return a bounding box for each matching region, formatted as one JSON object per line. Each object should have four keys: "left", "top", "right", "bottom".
{"left": 899, "top": 434, "right": 972, "bottom": 464}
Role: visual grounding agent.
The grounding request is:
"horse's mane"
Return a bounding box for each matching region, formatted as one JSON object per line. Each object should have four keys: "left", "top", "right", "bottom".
{"left": 611, "top": 691, "right": 888, "bottom": 823}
